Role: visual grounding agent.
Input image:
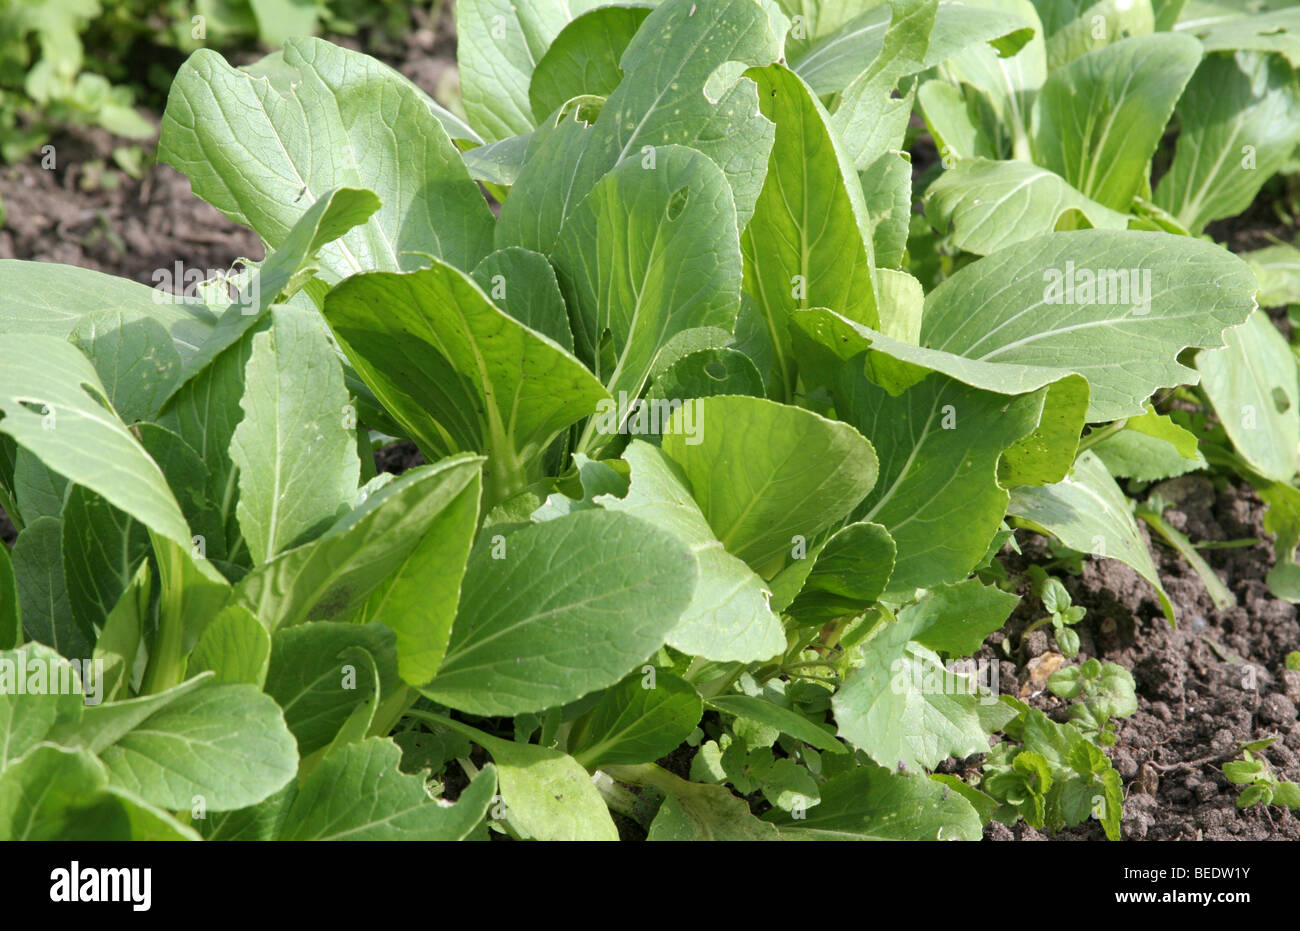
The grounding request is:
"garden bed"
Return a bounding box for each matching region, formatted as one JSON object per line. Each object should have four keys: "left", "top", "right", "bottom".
{"left": 3, "top": 0, "right": 1299, "bottom": 843}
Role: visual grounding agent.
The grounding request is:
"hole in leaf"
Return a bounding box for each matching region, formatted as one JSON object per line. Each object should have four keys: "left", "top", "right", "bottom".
{"left": 704, "top": 362, "right": 727, "bottom": 380}
{"left": 18, "top": 400, "right": 48, "bottom": 417}
{"left": 1273, "top": 387, "right": 1291, "bottom": 414}
{"left": 666, "top": 186, "right": 690, "bottom": 221}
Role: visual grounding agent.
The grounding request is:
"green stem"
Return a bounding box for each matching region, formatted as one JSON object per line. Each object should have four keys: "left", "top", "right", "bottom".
{"left": 1076, "top": 419, "right": 1128, "bottom": 454}
{"left": 604, "top": 762, "right": 682, "bottom": 795}
{"left": 784, "top": 672, "right": 838, "bottom": 685}
{"left": 1137, "top": 505, "right": 1235, "bottom": 611}
{"left": 1022, "top": 616, "right": 1053, "bottom": 636}
{"left": 697, "top": 663, "right": 746, "bottom": 699}
{"left": 482, "top": 444, "right": 530, "bottom": 512}
{"left": 140, "top": 540, "right": 186, "bottom": 694}
{"left": 368, "top": 684, "right": 417, "bottom": 740}
{"left": 592, "top": 771, "right": 647, "bottom": 823}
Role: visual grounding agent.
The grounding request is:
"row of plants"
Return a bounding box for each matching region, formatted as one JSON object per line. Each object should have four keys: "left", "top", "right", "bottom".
{"left": 2, "top": 0, "right": 1299, "bottom": 840}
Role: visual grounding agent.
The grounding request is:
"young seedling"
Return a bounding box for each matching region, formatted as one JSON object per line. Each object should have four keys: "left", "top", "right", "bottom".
{"left": 1047, "top": 658, "right": 1138, "bottom": 747}
{"left": 1224, "top": 739, "right": 1300, "bottom": 810}
{"left": 1024, "top": 566, "right": 1087, "bottom": 657}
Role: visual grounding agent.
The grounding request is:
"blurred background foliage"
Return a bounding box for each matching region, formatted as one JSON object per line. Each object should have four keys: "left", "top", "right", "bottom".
{"left": 0, "top": 0, "right": 431, "bottom": 164}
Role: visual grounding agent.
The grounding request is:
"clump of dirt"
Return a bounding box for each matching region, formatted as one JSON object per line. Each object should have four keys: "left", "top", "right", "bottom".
{"left": 985, "top": 476, "right": 1300, "bottom": 840}
{"left": 0, "top": 125, "right": 263, "bottom": 285}
{"left": 374, "top": 441, "right": 425, "bottom": 475}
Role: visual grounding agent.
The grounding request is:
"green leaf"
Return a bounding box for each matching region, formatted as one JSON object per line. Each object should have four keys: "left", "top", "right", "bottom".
{"left": 766, "top": 764, "right": 984, "bottom": 839}
{"left": 0, "top": 336, "right": 197, "bottom": 551}
{"left": 60, "top": 484, "right": 150, "bottom": 644}
{"left": 0, "top": 745, "right": 198, "bottom": 840}
{"left": 439, "top": 717, "right": 619, "bottom": 840}
{"left": 646, "top": 349, "right": 767, "bottom": 405}
{"left": 829, "top": 0, "right": 939, "bottom": 170}
{"left": 793, "top": 0, "right": 1034, "bottom": 94}
{"left": 0, "top": 335, "right": 229, "bottom": 672}
{"left": 1244, "top": 242, "right": 1300, "bottom": 308}
{"left": 163, "top": 186, "right": 382, "bottom": 406}
{"left": 325, "top": 261, "right": 607, "bottom": 503}
{"left": 1198, "top": 311, "right": 1300, "bottom": 482}
{"left": 818, "top": 230, "right": 1258, "bottom": 422}
{"left": 528, "top": 6, "right": 652, "bottom": 122}
{"left": 496, "top": 0, "right": 783, "bottom": 252}
{"left": 833, "top": 599, "right": 999, "bottom": 771}
{"left": 0, "top": 644, "right": 86, "bottom": 771}
{"left": 12, "top": 450, "right": 67, "bottom": 526}
{"left": 12, "top": 517, "right": 86, "bottom": 657}
{"left": 470, "top": 246, "right": 574, "bottom": 351}
{"left": 88, "top": 680, "right": 297, "bottom": 812}
{"left": 462, "top": 132, "right": 533, "bottom": 187}
{"left": 707, "top": 694, "right": 847, "bottom": 754}
{"left": 647, "top": 779, "right": 781, "bottom": 840}
{"left": 1181, "top": 8, "right": 1300, "bottom": 67}
{"left": 785, "top": 521, "right": 897, "bottom": 625}
{"left": 1155, "top": 51, "right": 1300, "bottom": 235}
{"left": 160, "top": 38, "right": 494, "bottom": 277}
{"left": 279, "top": 739, "right": 496, "bottom": 840}
{"left": 0, "top": 259, "right": 217, "bottom": 359}
{"left": 1032, "top": 33, "right": 1201, "bottom": 211}
{"left": 353, "top": 472, "right": 480, "bottom": 687}
{"left": 941, "top": 0, "right": 1046, "bottom": 151}
{"left": 908, "top": 578, "right": 1021, "bottom": 656}
{"left": 570, "top": 670, "right": 703, "bottom": 769}
{"left": 89, "top": 566, "right": 148, "bottom": 696}
{"left": 232, "top": 305, "right": 360, "bottom": 565}
{"left": 930, "top": 772, "right": 1001, "bottom": 822}
{"left": 860, "top": 152, "right": 914, "bottom": 271}
{"left": 917, "top": 78, "right": 1001, "bottom": 162}
{"left": 661, "top": 395, "right": 878, "bottom": 576}
{"left": 925, "top": 157, "right": 1129, "bottom": 255}
{"left": 264, "top": 622, "right": 398, "bottom": 757}
{"left": 1261, "top": 481, "right": 1300, "bottom": 601}
{"left": 68, "top": 309, "right": 183, "bottom": 423}
{"left": 597, "top": 441, "right": 784, "bottom": 662}
{"left": 828, "top": 368, "right": 1050, "bottom": 593}
{"left": 234, "top": 455, "right": 483, "bottom": 631}
{"left": 740, "top": 64, "right": 880, "bottom": 399}
{"left": 1009, "top": 450, "right": 1174, "bottom": 622}
{"left": 186, "top": 603, "right": 270, "bottom": 686}
{"left": 425, "top": 509, "right": 696, "bottom": 716}
{"left": 456, "top": 0, "right": 603, "bottom": 141}
{"left": 550, "top": 145, "right": 742, "bottom": 447}
{"left": 248, "top": 0, "right": 318, "bottom": 45}
{"left": 156, "top": 336, "right": 254, "bottom": 570}
{"left": 1092, "top": 408, "right": 1206, "bottom": 481}
{"left": 1034, "top": 0, "right": 1155, "bottom": 69}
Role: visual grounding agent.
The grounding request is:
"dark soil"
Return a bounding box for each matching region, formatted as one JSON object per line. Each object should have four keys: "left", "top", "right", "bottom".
{"left": 0, "top": 125, "right": 264, "bottom": 287}
{"left": 984, "top": 477, "right": 1300, "bottom": 840}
